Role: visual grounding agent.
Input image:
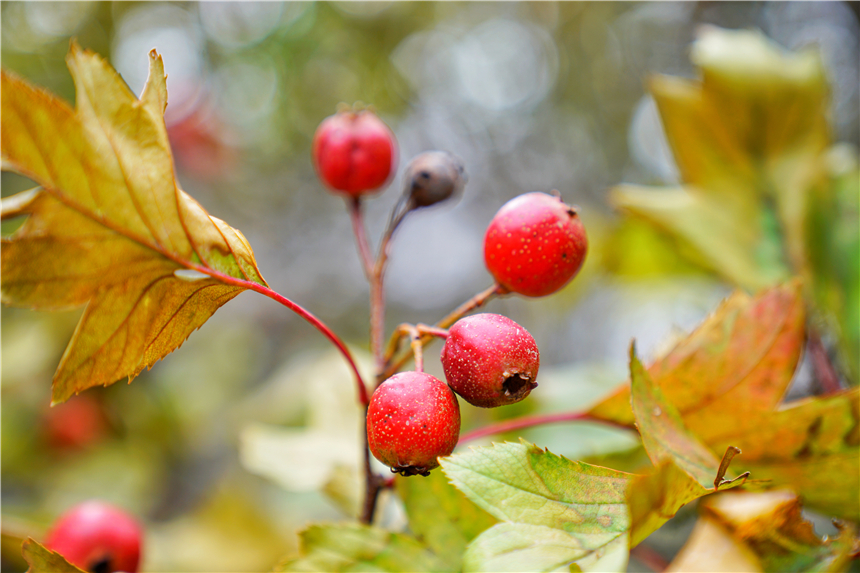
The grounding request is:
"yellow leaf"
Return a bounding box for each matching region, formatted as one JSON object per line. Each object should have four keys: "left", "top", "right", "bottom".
{"left": 1, "top": 43, "right": 266, "bottom": 403}
{"left": 21, "top": 538, "right": 86, "bottom": 573}
{"left": 699, "top": 490, "right": 856, "bottom": 572}
{"left": 666, "top": 517, "right": 764, "bottom": 573}
{"left": 611, "top": 184, "right": 788, "bottom": 290}
{"left": 615, "top": 27, "right": 833, "bottom": 292}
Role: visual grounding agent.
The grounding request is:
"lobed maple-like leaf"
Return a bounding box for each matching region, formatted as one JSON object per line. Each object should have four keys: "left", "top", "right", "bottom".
{"left": 589, "top": 282, "right": 805, "bottom": 437}
{"left": 1, "top": 44, "right": 267, "bottom": 403}
{"left": 590, "top": 283, "right": 859, "bottom": 519}
{"left": 21, "top": 538, "right": 85, "bottom": 573}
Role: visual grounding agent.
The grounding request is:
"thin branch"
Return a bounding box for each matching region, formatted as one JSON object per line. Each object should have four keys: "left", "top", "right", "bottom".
{"left": 348, "top": 197, "right": 374, "bottom": 280}
{"left": 630, "top": 544, "right": 669, "bottom": 572}
{"left": 381, "top": 283, "right": 505, "bottom": 381}
{"left": 458, "top": 410, "right": 632, "bottom": 445}
{"left": 359, "top": 410, "right": 384, "bottom": 524}
{"left": 808, "top": 328, "right": 842, "bottom": 395}
{"left": 193, "top": 265, "right": 369, "bottom": 407}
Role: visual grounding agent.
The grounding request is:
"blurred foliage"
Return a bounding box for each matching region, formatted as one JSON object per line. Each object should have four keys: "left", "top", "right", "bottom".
{"left": 612, "top": 27, "right": 859, "bottom": 384}
{"left": 2, "top": 2, "right": 859, "bottom": 572}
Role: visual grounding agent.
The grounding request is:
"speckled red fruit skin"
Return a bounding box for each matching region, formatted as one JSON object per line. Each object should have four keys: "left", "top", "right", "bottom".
{"left": 312, "top": 110, "right": 396, "bottom": 197}
{"left": 45, "top": 500, "right": 142, "bottom": 573}
{"left": 367, "top": 371, "right": 460, "bottom": 476}
{"left": 484, "top": 192, "right": 587, "bottom": 297}
{"left": 441, "top": 313, "right": 540, "bottom": 408}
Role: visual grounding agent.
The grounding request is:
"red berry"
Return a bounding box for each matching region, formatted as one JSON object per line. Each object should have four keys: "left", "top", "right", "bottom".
{"left": 42, "top": 394, "right": 108, "bottom": 451}
{"left": 312, "top": 109, "right": 396, "bottom": 197}
{"left": 367, "top": 371, "right": 460, "bottom": 476}
{"left": 45, "top": 501, "right": 142, "bottom": 573}
{"left": 441, "top": 313, "right": 540, "bottom": 408}
{"left": 484, "top": 192, "right": 587, "bottom": 297}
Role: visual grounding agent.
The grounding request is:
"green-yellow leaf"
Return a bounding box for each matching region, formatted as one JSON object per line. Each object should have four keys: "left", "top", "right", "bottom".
{"left": 396, "top": 469, "right": 497, "bottom": 571}
{"left": 275, "top": 523, "right": 448, "bottom": 572}
{"left": 626, "top": 460, "right": 712, "bottom": 548}
{"left": 462, "top": 524, "right": 628, "bottom": 573}
{"left": 625, "top": 345, "right": 755, "bottom": 547}
{"left": 611, "top": 184, "right": 789, "bottom": 290}
{"left": 21, "top": 538, "right": 86, "bottom": 573}
{"left": 1, "top": 44, "right": 266, "bottom": 403}
{"left": 629, "top": 343, "right": 736, "bottom": 488}
{"left": 442, "top": 440, "right": 632, "bottom": 572}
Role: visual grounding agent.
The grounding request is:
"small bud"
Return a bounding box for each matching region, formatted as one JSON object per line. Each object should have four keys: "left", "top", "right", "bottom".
{"left": 403, "top": 151, "right": 467, "bottom": 208}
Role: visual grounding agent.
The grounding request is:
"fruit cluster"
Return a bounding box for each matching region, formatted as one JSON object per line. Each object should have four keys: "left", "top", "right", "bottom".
{"left": 312, "top": 107, "right": 588, "bottom": 478}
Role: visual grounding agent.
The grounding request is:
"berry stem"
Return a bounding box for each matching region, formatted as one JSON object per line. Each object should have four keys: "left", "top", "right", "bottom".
{"left": 192, "top": 266, "right": 369, "bottom": 406}
{"left": 348, "top": 198, "right": 375, "bottom": 280}
{"left": 381, "top": 282, "right": 505, "bottom": 380}
{"left": 457, "top": 410, "right": 631, "bottom": 444}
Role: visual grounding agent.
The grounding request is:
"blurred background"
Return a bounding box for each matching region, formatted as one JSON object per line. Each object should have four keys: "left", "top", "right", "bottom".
{"left": 2, "top": 2, "right": 858, "bottom": 571}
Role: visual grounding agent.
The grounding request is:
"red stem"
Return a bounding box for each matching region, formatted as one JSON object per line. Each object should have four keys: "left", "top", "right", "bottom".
{"left": 193, "top": 265, "right": 369, "bottom": 407}
{"left": 630, "top": 544, "right": 669, "bottom": 572}
{"left": 808, "top": 328, "right": 842, "bottom": 394}
{"left": 458, "top": 410, "right": 630, "bottom": 445}
{"left": 348, "top": 198, "right": 374, "bottom": 280}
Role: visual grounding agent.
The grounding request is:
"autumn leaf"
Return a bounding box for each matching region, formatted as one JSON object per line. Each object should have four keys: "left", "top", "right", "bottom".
{"left": 1, "top": 43, "right": 267, "bottom": 403}
{"left": 610, "top": 26, "right": 857, "bottom": 386}
{"left": 590, "top": 283, "right": 859, "bottom": 519}
{"left": 274, "top": 523, "right": 448, "bottom": 572}
{"left": 668, "top": 490, "right": 857, "bottom": 572}
{"left": 626, "top": 345, "right": 748, "bottom": 546}
{"left": 21, "top": 538, "right": 85, "bottom": 573}
{"left": 589, "top": 282, "right": 805, "bottom": 438}
{"left": 442, "top": 440, "right": 632, "bottom": 572}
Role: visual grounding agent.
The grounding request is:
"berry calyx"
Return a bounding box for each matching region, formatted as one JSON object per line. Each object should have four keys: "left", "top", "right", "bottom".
{"left": 403, "top": 151, "right": 467, "bottom": 208}
{"left": 484, "top": 192, "right": 588, "bottom": 297}
{"left": 440, "top": 313, "right": 540, "bottom": 408}
{"left": 367, "top": 371, "right": 460, "bottom": 476}
{"left": 44, "top": 500, "right": 142, "bottom": 573}
{"left": 312, "top": 108, "right": 397, "bottom": 197}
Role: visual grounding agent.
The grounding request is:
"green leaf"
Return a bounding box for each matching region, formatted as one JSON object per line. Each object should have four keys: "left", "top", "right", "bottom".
{"left": 463, "top": 524, "right": 628, "bottom": 573}
{"left": 21, "top": 538, "right": 86, "bottom": 573}
{"left": 276, "top": 523, "right": 449, "bottom": 573}
{"left": 397, "top": 469, "right": 497, "bottom": 570}
{"left": 610, "top": 184, "right": 788, "bottom": 290}
{"left": 441, "top": 440, "right": 632, "bottom": 572}
{"left": 1, "top": 43, "right": 266, "bottom": 403}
